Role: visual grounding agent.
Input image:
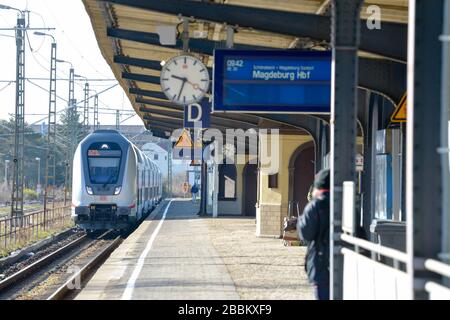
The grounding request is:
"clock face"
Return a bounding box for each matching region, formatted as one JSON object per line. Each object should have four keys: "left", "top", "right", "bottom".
{"left": 160, "top": 55, "right": 210, "bottom": 105}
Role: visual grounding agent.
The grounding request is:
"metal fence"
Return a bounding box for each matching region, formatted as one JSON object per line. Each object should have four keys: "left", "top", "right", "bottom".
{"left": 424, "top": 259, "right": 450, "bottom": 299}
{"left": 340, "top": 233, "right": 410, "bottom": 299}
{"left": 0, "top": 205, "right": 72, "bottom": 253}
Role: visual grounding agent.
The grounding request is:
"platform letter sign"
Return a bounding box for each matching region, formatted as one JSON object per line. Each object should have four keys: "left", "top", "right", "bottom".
{"left": 184, "top": 100, "right": 211, "bottom": 128}
{"left": 213, "top": 50, "right": 331, "bottom": 113}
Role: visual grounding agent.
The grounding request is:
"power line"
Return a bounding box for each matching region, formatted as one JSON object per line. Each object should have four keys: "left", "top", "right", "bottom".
{"left": 43, "top": 1, "right": 110, "bottom": 79}
{"left": 26, "top": 78, "right": 68, "bottom": 102}
{"left": 27, "top": 83, "right": 119, "bottom": 127}
{"left": 0, "top": 81, "right": 13, "bottom": 92}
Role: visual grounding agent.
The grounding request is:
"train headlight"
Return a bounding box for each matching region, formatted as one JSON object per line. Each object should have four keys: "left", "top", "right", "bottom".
{"left": 86, "top": 186, "right": 93, "bottom": 195}
{"left": 114, "top": 186, "right": 122, "bottom": 195}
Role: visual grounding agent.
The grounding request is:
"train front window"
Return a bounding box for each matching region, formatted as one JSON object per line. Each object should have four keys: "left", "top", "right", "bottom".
{"left": 87, "top": 143, "right": 122, "bottom": 184}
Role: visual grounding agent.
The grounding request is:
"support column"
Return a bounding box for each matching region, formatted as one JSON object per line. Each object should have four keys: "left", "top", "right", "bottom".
{"left": 11, "top": 14, "right": 26, "bottom": 218}
{"left": 315, "top": 120, "right": 323, "bottom": 171}
{"left": 406, "top": 0, "right": 445, "bottom": 299}
{"left": 198, "top": 144, "right": 208, "bottom": 216}
{"left": 44, "top": 41, "right": 57, "bottom": 215}
{"left": 329, "top": 0, "right": 362, "bottom": 300}
{"left": 441, "top": 0, "right": 450, "bottom": 272}
{"left": 362, "top": 93, "right": 379, "bottom": 239}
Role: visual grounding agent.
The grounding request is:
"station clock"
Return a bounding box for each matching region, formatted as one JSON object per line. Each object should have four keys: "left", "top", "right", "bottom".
{"left": 160, "top": 54, "right": 210, "bottom": 105}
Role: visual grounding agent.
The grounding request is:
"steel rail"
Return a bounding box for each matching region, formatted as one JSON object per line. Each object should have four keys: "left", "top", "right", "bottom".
{"left": 47, "top": 235, "right": 122, "bottom": 300}
{"left": 0, "top": 233, "right": 87, "bottom": 292}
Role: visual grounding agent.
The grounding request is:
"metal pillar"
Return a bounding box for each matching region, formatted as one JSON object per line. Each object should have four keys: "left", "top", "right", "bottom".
{"left": 64, "top": 68, "right": 76, "bottom": 205}
{"left": 316, "top": 120, "right": 327, "bottom": 171}
{"left": 198, "top": 143, "right": 208, "bottom": 216}
{"left": 168, "top": 142, "right": 172, "bottom": 197}
{"left": 226, "top": 25, "right": 234, "bottom": 49}
{"left": 83, "top": 82, "right": 89, "bottom": 128}
{"left": 440, "top": 0, "right": 450, "bottom": 273}
{"left": 4, "top": 160, "right": 9, "bottom": 185}
{"left": 116, "top": 110, "right": 120, "bottom": 131}
{"left": 182, "top": 17, "right": 189, "bottom": 52}
{"left": 406, "top": 0, "right": 445, "bottom": 299}
{"left": 44, "top": 41, "right": 57, "bottom": 213}
{"left": 329, "top": 0, "right": 362, "bottom": 300}
{"left": 11, "top": 14, "right": 26, "bottom": 218}
{"left": 361, "top": 93, "right": 378, "bottom": 239}
{"left": 94, "top": 94, "right": 99, "bottom": 130}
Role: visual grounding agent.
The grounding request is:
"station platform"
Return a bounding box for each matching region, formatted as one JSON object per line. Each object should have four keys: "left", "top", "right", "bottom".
{"left": 76, "top": 199, "right": 314, "bottom": 300}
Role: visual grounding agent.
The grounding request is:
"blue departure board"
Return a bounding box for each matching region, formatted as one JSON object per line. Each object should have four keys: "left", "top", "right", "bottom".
{"left": 213, "top": 50, "right": 331, "bottom": 113}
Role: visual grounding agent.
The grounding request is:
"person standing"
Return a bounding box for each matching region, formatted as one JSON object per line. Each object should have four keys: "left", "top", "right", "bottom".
{"left": 191, "top": 183, "right": 199, "bottom": 202}
{"left": 297, "top": 169, "right": 330, "bottom": 300}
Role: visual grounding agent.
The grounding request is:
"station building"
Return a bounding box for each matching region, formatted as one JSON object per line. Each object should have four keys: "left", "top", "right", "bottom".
{"left": 82, "top": 0, "right": 449, "bottom": 299}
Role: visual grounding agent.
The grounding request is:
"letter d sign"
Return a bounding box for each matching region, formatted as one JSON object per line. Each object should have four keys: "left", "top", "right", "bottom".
{"left": 184, "top": 100, "right": 211, "bottom": 128}
{"left": 187, "top": 103, "right": 202, "bottom": 122}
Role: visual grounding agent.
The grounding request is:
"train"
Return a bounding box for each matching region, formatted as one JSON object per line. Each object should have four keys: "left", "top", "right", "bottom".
{"left": 71, "top": 130, "right": 162, "bottom": 231}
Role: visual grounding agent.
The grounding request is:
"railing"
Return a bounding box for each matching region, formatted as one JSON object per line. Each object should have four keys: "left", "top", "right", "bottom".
{"left": 0, "top": 205, "right": 72, "bottom": 254}
{"left": 424, "top": 258, "right": 450, "bottom": 299}
{"left": 341, "top": 233, "right": 450, "bottom": 299}
{"left": 340, "top": 233, "right": 410, "bottom": 299}
{"left": 341, "top": 233, "right": 408, "bottom": 266}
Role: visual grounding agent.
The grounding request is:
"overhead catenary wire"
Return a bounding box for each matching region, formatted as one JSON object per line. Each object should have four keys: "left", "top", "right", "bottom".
{"left": 0, "top": 81, "right": 13, "bottom": 92}
{"left": 43, "top": 1, "right": 110, "bottom": 79}
{"left": 26, "top": 83, "right": 119, "bottom": 127}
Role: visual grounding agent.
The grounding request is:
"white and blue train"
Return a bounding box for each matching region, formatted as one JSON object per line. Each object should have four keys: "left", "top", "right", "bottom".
{"left": 71, "top": 130, "right": 162, "bottom": 231}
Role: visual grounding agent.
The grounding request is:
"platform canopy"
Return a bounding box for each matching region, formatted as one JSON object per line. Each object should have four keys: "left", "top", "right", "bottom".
{"left": 82, "top": 0, "right": 408, "bottom": 138}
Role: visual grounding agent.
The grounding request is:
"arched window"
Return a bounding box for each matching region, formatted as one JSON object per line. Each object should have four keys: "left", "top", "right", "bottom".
{"left": 218, "top": 164, "right": 237, "bottom": 200}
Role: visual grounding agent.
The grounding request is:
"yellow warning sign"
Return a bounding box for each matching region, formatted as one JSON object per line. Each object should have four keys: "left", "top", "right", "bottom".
{"left": 391, "top": 93, "right": 407, "bottom": 123}
{"left": 175, "top": 129, "right": 193, "bottom": 148}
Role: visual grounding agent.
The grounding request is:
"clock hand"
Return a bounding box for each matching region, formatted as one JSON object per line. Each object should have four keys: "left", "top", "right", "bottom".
{"left": 177, "top": 78, "right": 187, "bottom": 100}
{"left": 186, "top": 80, "right": 206, "bottom": 93}
{"left": 171, "top": 75, "right": 187, "bottom": 81}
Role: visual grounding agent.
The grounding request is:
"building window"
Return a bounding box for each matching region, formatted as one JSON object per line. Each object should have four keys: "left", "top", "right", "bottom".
{"left": 268, "top": 173, "right": 278, "bottom": 188}
{"left": 154, "top": 154, "right": 158, "bottom": 160}
{"left": 218, "top": 164, "right": 236, "bottom": 200}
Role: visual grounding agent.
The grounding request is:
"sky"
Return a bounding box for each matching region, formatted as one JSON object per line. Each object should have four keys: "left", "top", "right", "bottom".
{"left": 0, "top": 0, "right": 143, "bottom": 127}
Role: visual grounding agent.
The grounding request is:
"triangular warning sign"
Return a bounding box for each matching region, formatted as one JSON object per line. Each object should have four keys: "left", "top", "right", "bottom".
{"left": 391, "top": 93, "right": 407, "bottom": 123}
{"left": 175, "top": 129, "right": 193, "bottom": 148}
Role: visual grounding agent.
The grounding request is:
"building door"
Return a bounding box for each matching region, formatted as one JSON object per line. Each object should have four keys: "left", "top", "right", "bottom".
{"left": 243, "top": 163, "right": 257, "bottom": 216}
{"left": 293, "top": 145, "right": 315, "bottom": 216}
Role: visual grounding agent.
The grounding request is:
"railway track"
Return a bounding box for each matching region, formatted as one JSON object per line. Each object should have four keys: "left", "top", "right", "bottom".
{"left": 0, "top": 230, "right": 122, "bottom": 300}
{"left": 47, "top": 235, "right": 121, "bottom": 300}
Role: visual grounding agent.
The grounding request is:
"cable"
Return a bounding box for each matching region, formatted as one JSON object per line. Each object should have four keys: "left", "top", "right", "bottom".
{"left": 120, "top": 114, "right": 138, "bottom": 123}
{"left": 43, "top": 0, "right": 110, "bottom": 79}
{"left": 26, "top": 79, "right": 68, "bottom": 103}
{"left": 28, "top": 9, "right": 46, "bottom": 52}
{"left": 0, "top": 81, "right": 13, "bottom": 92}
{"left": 27, "top": 83, "right": 119, "bottom": 127}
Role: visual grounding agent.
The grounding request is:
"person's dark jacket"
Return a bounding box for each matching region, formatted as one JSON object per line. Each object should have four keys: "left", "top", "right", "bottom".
{"left": 191, "top": 185, "right": 199, "bottom": 194}
{"left": 297, "top": 191, "right": 330, "bottom": 284}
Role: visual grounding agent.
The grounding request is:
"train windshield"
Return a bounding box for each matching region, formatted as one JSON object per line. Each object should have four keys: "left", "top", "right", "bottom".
{"left": 87, "top": 143, "right": 122, "bottom": 184}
